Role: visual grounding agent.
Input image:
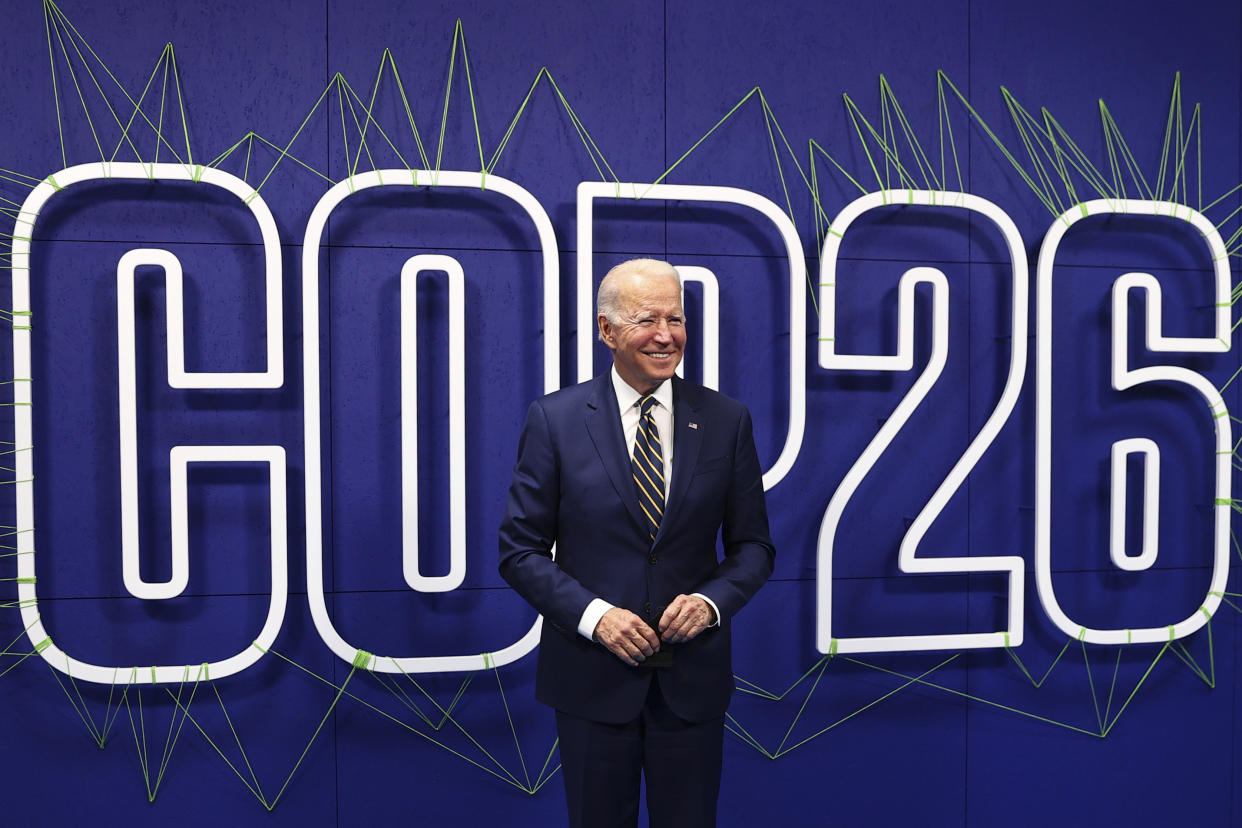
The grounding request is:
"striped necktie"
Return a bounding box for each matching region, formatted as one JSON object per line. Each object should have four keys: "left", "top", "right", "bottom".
{"left": 632, "top": 395, "right": 665, "bottom": 542}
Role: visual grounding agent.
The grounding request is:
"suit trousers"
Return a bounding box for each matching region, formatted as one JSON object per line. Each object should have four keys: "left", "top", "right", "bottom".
{"left": 555, "top": 673, "right": 724, "bottom": 828}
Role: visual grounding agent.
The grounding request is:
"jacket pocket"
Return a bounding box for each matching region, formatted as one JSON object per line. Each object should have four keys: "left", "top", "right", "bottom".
{"left": 693, "top": 455, "right": 731, "bottom": 476}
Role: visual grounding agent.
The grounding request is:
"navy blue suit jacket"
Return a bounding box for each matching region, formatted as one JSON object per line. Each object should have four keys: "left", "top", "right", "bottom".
{"left": 498, "top": 373, "right": 774, "bottom": 723}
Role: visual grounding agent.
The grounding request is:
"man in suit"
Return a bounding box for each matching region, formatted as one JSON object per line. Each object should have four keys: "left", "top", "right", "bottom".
{"left": 498, "top": 258, "right": 774, "bottom": 827}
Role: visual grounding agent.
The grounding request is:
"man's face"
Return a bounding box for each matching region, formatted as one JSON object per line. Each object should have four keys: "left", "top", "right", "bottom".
{"left": 598, "top": 270, "right": 687, "bottom": 395}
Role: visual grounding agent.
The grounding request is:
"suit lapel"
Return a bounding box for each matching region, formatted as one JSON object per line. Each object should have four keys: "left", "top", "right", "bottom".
{"left": 660, "top": 376, "right": 703, "bottom": 543}
{"left": 584, "top": 373, "right": 647, "bottom": 534}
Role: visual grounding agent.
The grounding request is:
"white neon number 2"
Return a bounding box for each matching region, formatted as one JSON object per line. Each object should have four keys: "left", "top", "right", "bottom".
{"left": 816, "top": 190, "right": 1030, "bottom": 654}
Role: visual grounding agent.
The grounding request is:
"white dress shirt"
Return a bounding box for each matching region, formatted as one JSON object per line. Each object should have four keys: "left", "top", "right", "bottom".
{"left": 576, "top": 368, "right": 721, "bottom": 639}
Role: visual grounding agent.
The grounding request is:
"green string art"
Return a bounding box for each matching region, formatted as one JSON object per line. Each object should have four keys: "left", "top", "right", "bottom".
{"left": 0, "top": 0, "right": 1237, "bottom": 808}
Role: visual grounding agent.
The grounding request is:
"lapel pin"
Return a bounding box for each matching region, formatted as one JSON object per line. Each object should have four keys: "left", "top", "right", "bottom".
{"left": 689, "top": 422, "right": 699, "bottom": 430}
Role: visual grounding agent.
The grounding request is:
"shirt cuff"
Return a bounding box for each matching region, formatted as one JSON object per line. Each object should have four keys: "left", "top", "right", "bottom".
{"left": 578, "top": 598, "right": 614, "bottom": 640}
{"left": 691, "top": 593, "right": 720, "bottom": 626}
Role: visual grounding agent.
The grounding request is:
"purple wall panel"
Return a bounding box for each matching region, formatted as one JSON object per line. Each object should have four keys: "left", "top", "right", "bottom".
{"left": 0, "top": 0, "right": 1237, "bottom": 825}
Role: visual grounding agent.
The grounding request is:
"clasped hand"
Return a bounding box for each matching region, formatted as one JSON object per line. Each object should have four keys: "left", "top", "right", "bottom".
{"left": 592, "top": 595, "right": 715, "bottom": 666}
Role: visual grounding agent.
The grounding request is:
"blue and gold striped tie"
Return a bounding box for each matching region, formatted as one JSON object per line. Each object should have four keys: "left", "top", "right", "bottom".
{"left": 632, "top": 395, "right": 665, "bottom": 542}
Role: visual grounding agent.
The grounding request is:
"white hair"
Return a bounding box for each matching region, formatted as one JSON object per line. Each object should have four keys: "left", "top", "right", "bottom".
{"left": 596, "top": 258, "right": 682, "bottom": 339}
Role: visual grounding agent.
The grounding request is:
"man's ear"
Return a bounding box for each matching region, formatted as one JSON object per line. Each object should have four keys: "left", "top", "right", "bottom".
{"left": 598, "top": 314, "right": 615, "bottom": 349}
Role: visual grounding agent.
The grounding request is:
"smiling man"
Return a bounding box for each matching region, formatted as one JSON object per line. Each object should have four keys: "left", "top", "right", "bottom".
{"left": 499, "top": 258, "right": 775, "bottom": 827}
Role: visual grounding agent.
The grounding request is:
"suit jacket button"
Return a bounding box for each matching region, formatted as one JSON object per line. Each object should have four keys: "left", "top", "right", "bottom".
{"left": 649, "top": 554, "right": 658, "bottom": 565}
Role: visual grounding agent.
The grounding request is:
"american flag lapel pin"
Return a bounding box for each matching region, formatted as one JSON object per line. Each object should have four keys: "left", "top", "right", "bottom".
{"left": 688, "top": 422, "right": 699, "bottom": 430}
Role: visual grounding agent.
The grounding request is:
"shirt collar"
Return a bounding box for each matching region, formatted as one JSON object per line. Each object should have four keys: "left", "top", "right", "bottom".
{"left": 610, "top": 365, "right": 673, "bottom": 415}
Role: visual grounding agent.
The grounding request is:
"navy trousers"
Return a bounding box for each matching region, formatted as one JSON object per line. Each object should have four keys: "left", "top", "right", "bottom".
{"left": 555, "top": 675, "right": 725, "bottom": 828}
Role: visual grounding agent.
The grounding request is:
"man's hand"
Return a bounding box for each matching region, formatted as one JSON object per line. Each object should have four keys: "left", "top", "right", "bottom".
{"left": 658, "top": 594, "right": 716, "bottom": 643}
{"left": 593, "top": 608, "right": 661, "bottom": 666}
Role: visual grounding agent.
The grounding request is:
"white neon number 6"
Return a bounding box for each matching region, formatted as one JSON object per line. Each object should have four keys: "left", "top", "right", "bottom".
{"left": 1034, "top": 199, "right": 1231, "bottom": 645}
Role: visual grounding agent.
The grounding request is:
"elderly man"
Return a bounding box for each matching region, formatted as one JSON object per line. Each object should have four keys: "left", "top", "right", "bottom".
{"left": 499, "top": 258, "right": 774, "bottom": 827}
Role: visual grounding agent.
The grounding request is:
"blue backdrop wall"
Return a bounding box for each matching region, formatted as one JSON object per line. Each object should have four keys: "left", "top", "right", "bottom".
{"left": 0, "top": 1, "right": 1239, "bottom": 825}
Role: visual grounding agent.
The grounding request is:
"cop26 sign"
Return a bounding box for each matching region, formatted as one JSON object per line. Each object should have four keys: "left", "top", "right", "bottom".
{"left": 9, "top": 162, "right": 1231, "bottom": 685}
